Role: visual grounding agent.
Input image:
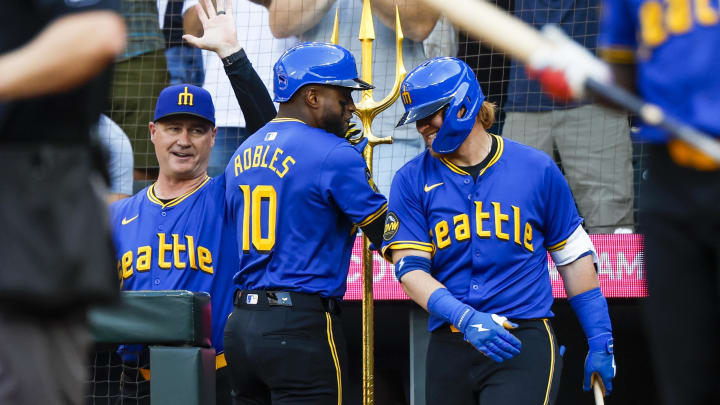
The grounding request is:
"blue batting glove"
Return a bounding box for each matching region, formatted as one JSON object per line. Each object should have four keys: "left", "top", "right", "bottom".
{"left": 583, "top": 335, "right": 615, "bottom": 395}
{"left": 426, "top": 289, "right": 521, "bottom": 363}
{"left": 459, "top": 309, "right": 522, "bottom": 363}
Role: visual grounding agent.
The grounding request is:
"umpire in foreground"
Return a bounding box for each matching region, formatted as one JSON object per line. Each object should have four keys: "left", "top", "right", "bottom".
{"left": 223, "top": 42, "right": 388, "bottom": 404}
{"left": 0, "top": 1, "right": 125, "bottom": 404}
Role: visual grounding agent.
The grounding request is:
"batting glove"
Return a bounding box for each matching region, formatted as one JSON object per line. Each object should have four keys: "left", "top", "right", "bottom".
{"left": 427, "top": 288, "right": 521, "bottom": 362}
{"left": 526, "top": 25, "right": 611, "bottom": 101}
{"left": 584, "top": 335, "right": 615, "bottom": 395}
{"left": 344, "top": 122, "right": 367, "bottom": 154}
{"left": 459, "top": 308, "right": 522, "bottom": 363}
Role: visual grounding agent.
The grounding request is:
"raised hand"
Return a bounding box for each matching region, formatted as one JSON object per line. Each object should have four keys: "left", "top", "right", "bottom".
{"left": 182, "top": 0, "right": 241, "bottom": 58}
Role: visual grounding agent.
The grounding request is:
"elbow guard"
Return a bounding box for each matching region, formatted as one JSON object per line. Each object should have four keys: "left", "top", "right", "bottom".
{"left": 394, "top": 255, "right": 431, "bottom": 282}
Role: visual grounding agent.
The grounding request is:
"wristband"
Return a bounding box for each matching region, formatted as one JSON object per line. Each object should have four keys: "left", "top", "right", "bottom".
{"left": 568, "top": 287, "right": 612, "bottom": 348}
{"left": 222, "top": 48, "right": 247, "bottom": 67}
{"left": 394, "top": 255, "right": 431, "bottom": 281}
{"left": 427, "top": 288, "right": 473, "bottom": 332}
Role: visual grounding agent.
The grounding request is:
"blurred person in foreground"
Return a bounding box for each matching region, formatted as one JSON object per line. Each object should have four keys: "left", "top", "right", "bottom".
{"left": 527, "top": 3, "right": 720, "bottom": 403}
{"left": 0, "top": 1, "right": 125, "bottom": 404}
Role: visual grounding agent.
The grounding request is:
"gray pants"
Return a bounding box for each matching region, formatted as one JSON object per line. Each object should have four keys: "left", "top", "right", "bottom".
{"left": 503, "top": 105, "right": 634, "bottom": 233}
{"left": 0, "top": 311, "right": 90, "bottom": 405}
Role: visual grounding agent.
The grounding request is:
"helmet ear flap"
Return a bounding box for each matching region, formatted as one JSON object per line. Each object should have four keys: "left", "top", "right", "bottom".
{"left": 446, "top": 82, "right": 471, "bottom": 122}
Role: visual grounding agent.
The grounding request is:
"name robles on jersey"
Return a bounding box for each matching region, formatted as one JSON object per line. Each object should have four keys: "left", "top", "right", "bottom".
{"left": 232, "top": 144, "right": 296, "bottom": 179}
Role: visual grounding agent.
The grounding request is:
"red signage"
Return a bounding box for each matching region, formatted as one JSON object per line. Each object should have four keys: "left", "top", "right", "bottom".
{"left": 343, "top": 234, "right": 646, "bottom": 300}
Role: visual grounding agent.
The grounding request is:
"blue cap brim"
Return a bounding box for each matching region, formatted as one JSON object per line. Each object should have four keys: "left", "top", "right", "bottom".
{"left": 154, "top": 112, "right": 215, "bottom": 126}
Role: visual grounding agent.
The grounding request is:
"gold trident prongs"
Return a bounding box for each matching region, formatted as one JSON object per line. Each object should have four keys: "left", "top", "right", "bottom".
{"left": 330, "top": 2, "right": 407, "bottom": 404}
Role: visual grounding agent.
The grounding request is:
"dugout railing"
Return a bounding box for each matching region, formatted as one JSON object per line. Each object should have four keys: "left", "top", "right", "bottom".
{"left": 87, "top": 291, "right": 216, "bottom": 405}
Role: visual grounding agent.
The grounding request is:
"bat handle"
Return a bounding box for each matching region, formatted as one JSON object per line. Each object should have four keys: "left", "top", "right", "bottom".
{"left": 593, "top": 380, "right": 605, "bottom": 405}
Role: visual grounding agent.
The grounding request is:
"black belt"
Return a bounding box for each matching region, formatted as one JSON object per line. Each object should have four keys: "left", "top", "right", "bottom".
{"left": 234, "top": 290, "right": 342, "bottom": 315}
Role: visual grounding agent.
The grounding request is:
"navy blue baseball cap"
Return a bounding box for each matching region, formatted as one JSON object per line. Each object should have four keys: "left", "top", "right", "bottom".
{"left": 153, "top": 84, "right": 215, "bottom": 126}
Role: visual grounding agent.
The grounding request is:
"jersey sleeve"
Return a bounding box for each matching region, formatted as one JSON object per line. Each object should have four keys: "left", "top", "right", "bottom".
{"left": 380, "top": 169, "right": 434, "bottom": 261}
{"left": 597, "top": 0, "right": 637, "bottom": 64}
{"left": 319, "top": 143, "right": 387, "bottom": 228}
{"left": 541, "top": 161, "right": 584, "bottom": 253}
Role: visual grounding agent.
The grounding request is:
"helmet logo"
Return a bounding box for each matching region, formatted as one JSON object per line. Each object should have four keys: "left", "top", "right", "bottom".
{"left": 401, "top": 85, "right": 412, "bottom": 105}
{"left": 277, "top": 74, "right": 288, "bottom": 90}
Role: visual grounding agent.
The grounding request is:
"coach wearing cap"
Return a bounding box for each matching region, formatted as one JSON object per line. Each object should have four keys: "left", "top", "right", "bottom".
{"left": 109, "top": 4, "right": 276, "bottom": 403}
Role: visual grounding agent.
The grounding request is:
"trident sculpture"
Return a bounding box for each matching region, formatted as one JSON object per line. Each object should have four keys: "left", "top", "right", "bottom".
{"left": 330, "top": 2, "right": 407, "bottom": 404}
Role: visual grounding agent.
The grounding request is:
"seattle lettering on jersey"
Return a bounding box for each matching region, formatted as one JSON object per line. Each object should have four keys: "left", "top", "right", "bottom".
{"left": 118, "top": 233, "right": 214, "bottom": 283}
{"left": 431, "top": 201, "right": 534, "bottom": 252}
{"left": 639, "top": 0, "right": 720, "bottom": 48}
{"left": 233, "top": 144, "right": 296, "bottom": 179}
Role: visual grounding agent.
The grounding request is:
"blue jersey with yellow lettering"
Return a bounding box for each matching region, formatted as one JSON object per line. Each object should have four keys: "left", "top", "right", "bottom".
{"left": 225, "top": 118, "right": 387, "bottom": 299}
{"left": 598, "top": 0, "right": 720, "bottom": 141}
{"left": 381, "top": 136, "right": 583, "bottom": 331}
{"left": 110, "top": 175, "right": 237, "bottom": 354}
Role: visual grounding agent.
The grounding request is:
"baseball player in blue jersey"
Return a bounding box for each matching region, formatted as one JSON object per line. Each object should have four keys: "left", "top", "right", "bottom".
{"left": 381, "top": 57, "right": 615, "bottom": 404}
{"left": 526, "top": 2, "right": 720, "bottom": 403}
{"left": 595, "top": 2, "right": 720, "bottom": 404}
{"left": 110, "top": 2, "right": 276, "bottom": 403}
{"left": 222, "top": 42, "right": 387, "bottom": 405}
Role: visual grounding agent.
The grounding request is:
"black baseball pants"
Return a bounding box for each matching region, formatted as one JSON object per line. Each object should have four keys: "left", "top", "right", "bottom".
{"left": 425, "top": 319, "right": 562, "bottom": 405}
{"left": 641, "top": 145, "right": 720, "bottom": 405}
{"left": 224, "top": 290, "right": 347, "bottom": 405}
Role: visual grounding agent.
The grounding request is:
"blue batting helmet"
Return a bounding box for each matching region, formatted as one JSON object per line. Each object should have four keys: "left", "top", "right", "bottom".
{"left": 396, "top": 57, "right": 484, "bottom": 154}
{"left": 273, "top": 42, "right": 374, "bottom": 103}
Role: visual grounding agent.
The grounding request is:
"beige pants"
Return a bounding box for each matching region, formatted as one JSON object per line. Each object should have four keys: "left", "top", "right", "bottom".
{"left": 503, "top": 105, "right": 634, "bottom": 233}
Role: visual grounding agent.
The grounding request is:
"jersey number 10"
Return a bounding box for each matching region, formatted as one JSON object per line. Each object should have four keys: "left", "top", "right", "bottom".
{"left": 239, "top": 185, "right": 277, "bottom": 253}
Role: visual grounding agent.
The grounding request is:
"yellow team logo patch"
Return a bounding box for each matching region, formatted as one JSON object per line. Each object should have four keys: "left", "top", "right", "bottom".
{"left": 383, "top": 212, "right": 400, "bottom": 241}
{"left": 401, "top": 85, "right": 412, "bottom": 105}
{"left": 178, "top": 86, "right": 194, "bottom": 106}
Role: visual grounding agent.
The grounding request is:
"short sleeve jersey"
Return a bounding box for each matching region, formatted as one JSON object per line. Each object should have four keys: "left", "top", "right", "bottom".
{"left": 382, "top": 136, "right": 583, "bottom": 331}
{"left": 111, "top": 175, "right": 237, "bottom": 353}
{"left": 225, "top": 119, "right": 387, "bottom": 299}
{"left": 598, "top": 0, "right": 720, "bottom": 141}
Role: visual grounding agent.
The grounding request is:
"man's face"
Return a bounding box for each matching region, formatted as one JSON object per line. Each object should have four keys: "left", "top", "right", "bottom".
{"left": 149, "top": 116, "right": 216, "bottom": 180}
{"left": 317, "top": 86, "right": 356, "bottom": 137}
{"left": 415, "top": 107, "right": 446, "bottom": 155}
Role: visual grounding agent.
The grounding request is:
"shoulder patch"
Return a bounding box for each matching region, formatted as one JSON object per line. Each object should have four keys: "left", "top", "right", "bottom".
{"left": 383, "top": 212, "right": 400, "bottom": 241}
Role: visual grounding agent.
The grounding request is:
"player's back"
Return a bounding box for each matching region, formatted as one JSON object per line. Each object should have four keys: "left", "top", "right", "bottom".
{"left": 225, "top": 118, "right": 386, "bottom": 299}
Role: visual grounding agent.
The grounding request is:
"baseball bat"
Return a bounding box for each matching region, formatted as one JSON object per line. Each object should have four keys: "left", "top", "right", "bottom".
{"left": 419, "top": 0, "right": 720, "bottom": 162}
{"left": 593, "top": 380, "right": 605, "bottom": 405}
